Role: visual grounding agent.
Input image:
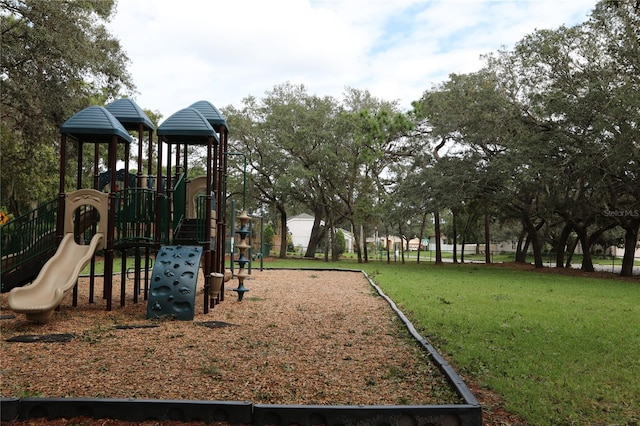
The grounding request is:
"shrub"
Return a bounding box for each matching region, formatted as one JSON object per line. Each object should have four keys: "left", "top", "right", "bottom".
{"left": 263, "top": 223, "right": 275, "bottom": 246}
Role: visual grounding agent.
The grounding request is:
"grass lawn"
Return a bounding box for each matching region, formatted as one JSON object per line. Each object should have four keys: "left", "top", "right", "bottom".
{"left": 80, "top": 256, "right": 153, "bottom": 275}
{"left": 265, "top": 257, "right": 640, "bottom": 425}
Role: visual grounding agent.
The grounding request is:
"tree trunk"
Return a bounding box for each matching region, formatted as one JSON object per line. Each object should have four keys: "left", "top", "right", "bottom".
{"left": 523, "top": 218, "right": 544, "bottom": 268}
{"left": 398, "top": 221, "right": 405, "bottom": 265}
{"left": 278, "top": 207, "right": 287, "bottom": 258}
{"left": 565, "top": 237, "right": 579, "bottom": 268}
{"left": 9, "top": 193, "right": 21, "bottom": 217}
{"left": 555, "top": 224, "right": 572, "bottom": 268}
{"left": 620, "top": 219, "right": 639, "bottom": 277}
{"left": 434, "top": 210, "right": 443, "bottom": 265}
{"left": 573, "top": 223, "right": 616, "bottom": 272}
{"left": 385, "top": 225, "right": 391, "bottom": 264}
{"left": 575, "top": 228, "right": 595, "bottom": 272}
{"left": 452, "top": 210, "right": 458, "bottom": 264}
{"left": 323, "top": 221, "right": 330, "bottom": 262}
{"left": 484, "top": 214, "right": 491, "bottom": 264}
{"left": 515, "top": 227, "right": 528, "bottom": 263}
{"left": 522, "top": 234, "right": 531, "bottom": 260}
{"left": 304, "top": 205, "right": 325, "bottom": 258}
{"left": 417, "top": 212, "right": 427, "bottom": 264}
{"left": 352, "top": 220, "right": 363, "bottom": 263}
{"left": 363, "top": 224, "right": 369, "bottom": 263}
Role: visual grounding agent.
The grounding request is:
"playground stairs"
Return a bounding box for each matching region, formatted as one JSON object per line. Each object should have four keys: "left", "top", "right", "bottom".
{"left": 173, "top": 219, "right": 201, "bottom": 245}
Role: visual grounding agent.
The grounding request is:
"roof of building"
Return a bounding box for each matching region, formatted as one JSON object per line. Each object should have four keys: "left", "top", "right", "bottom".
{"left": 287, "top": 213, "right": 315, "bottom": 222}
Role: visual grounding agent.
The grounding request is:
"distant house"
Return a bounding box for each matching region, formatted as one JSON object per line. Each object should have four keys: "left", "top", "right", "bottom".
{"left": 373, "top": 236, "right": 427, "bottom": 251}
{"left": 340, "top": 229, "right": 355, "bottom": 253}
{"left": 287, "top": 213, "right": 316, "bottom": 252}
{"left": 374, "top": 235, "right": 403, "bottom": 251}
{"left": 408, "top": 238, "right": 423, "bottom": 251}
{"left": 286, "top": 213, "right": 354, "bottom": 254}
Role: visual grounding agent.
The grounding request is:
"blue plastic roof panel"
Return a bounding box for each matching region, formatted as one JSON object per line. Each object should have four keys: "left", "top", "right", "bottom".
{"left": 189, "top": 100, "right": 229, "bottom": 130}
{"left": 157, "top": 107, "right": 220, "bottom": 145}
{"left": 60, "top": 106, "right": 133, "bottom": 143}
{"left": 105, "top": 98, "right": 155, "bottom": 131}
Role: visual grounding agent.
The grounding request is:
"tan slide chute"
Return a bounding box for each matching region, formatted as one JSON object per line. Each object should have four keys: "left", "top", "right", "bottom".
{"left": 7, "top": 233, "right": 103, "bottom": 321}
{"left": 8, "top": 189, "right": 108, "bottom": 321}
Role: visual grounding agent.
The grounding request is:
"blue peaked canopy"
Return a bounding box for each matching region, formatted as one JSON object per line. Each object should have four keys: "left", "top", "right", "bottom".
{"left": 60, "top": 106, "right": 132, "bottom": 143}
{"left": 189, "top": 100, "right": 228, "bottom": 131}
{"left": 105, "top": 98, "right": 155, "bottom": 131}
{"left": 157, "top": 107, "right": 219, "bottom": 145}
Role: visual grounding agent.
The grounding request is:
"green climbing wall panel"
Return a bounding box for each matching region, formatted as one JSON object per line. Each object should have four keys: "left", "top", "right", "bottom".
{"left": 147, "top": 245, "right": 202, "bottom": 320}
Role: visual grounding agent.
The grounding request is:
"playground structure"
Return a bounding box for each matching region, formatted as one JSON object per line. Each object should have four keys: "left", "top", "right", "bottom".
{"left": 1, "top": 98, "right": 245, "bottom": 320}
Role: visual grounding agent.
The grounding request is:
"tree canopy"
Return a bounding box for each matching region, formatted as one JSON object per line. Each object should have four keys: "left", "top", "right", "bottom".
{"left": 222, "top": 0, "right": 638, "bottom": 275}
{"left": 1, "top": 0, "right": 134, "bottom": 214}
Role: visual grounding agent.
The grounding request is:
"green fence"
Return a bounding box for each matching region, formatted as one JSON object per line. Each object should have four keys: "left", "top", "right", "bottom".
{"left": 0, "top": 199, "right": 58, "bottom": 277}
{"left": 115, "top": 188, "right": 156, "bottom": 245}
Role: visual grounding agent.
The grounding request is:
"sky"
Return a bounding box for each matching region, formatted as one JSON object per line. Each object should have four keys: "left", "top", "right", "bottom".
{"left": 107, "top": 0, "right": 598, "bottom": 120}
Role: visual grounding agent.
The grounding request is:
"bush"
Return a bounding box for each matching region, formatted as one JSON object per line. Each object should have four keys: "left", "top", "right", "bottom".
{"left": 336, "top": 229, "right": 346, "bottom": 255}
{"left": 263, "top": 223, "right": 275, "bottom": 246}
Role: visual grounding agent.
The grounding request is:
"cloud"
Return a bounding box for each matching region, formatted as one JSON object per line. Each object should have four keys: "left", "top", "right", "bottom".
{"left": 108, "top": 0, "right": 596, "bottom": 119}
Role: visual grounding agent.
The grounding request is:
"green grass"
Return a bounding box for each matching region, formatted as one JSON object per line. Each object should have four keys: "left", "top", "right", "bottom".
{"left": 80, "top": 256, "right": 149, "bottom": 275}
{"left": 266, "top": 258, "right": 640, "bottom": 425}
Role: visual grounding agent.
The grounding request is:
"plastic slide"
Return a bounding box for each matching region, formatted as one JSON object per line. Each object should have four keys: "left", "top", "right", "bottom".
{"left": 8, "top": 233, "right": 103, "bottom": 321}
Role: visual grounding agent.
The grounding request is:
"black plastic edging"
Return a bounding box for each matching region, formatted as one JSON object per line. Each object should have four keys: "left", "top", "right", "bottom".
{"left": 361, "top": 270, "right": 480, "bottom": 406}
{"left": 0, "top": 398, "right": 253, "bottom": 424}
{"left": 252, "top": 403, "right": 480, "bottom": 425}
{"left": 1, "top": 398, "right": 481, "bottom": 425}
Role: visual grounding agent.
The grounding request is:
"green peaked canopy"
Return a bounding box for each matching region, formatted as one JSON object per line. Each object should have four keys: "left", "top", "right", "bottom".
{"left": 189, "top": 100, "right": 228, "bottom": 130}
{"left": 105, "top": 98, "right": 155, "bottom": 131}
{"left": 60, "top": 106, "right": 132, "bottom": 143}
{"left": 157, "top": 107, "right": 219, "bottom": 144}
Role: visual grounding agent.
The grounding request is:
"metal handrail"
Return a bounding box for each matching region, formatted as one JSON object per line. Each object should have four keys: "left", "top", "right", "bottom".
{"left": 0, "top": 199, "right": 58, "bottom": 276}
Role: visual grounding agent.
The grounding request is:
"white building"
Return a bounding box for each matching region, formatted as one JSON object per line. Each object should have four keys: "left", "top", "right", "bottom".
{"left": 286, "top": 213, "right": 354, "bottom": 254}
{"left": 287, "top": 213, "right": 316, "bottom": 253}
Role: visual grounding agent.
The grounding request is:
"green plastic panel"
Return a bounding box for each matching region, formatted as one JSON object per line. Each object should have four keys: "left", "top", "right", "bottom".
{"left": 146, "top": 246, "right": 202, "bottom": 320}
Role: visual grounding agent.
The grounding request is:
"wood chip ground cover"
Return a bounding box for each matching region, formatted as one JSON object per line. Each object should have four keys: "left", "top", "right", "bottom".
{"left": 1, "top": 270, "right": 461, "bottom": 409}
